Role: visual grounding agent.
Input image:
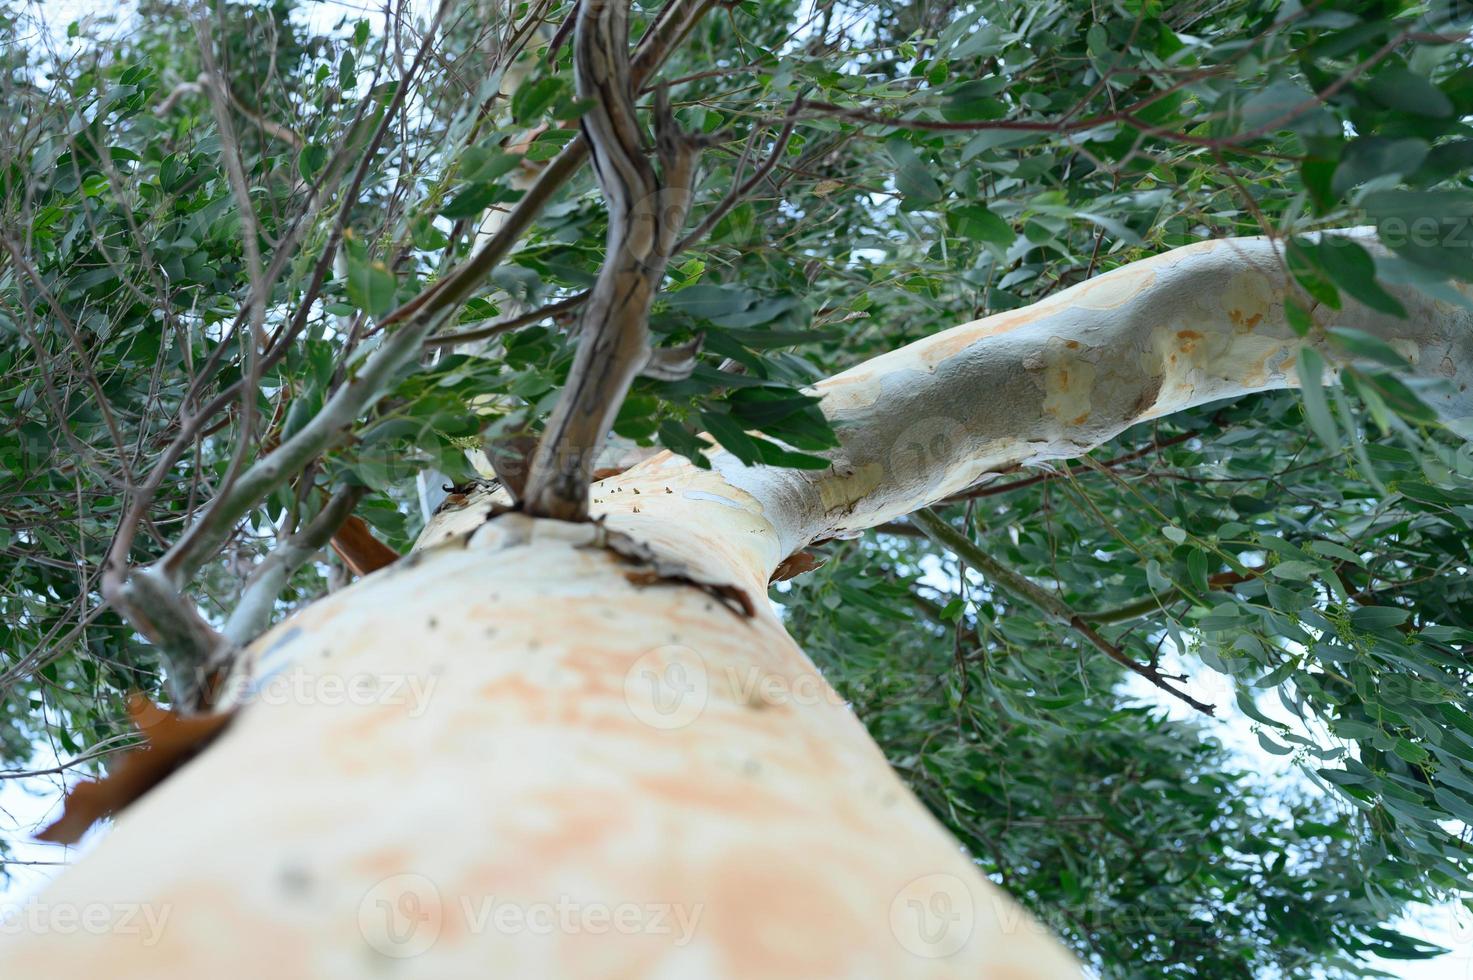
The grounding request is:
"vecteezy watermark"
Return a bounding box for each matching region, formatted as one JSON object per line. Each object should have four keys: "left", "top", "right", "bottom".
{"left": 1446, "top": 901, "right": 1473, "bottom": 961}
{"left": 0, "top": 900, "right": 172, "bottom": 945}
{"left": 889, "top": 873, "right": 975, "bottom": 958}
{"left": 214, "top": 667, "right": 440, "bottom": 717}
{"left": 359, "top": 874, "right": 442, "bottom": 959}
{"left": 886, "top": 416, "right": 973, "bottom": 498}
{"left": 1366, "top": 215, "right": 1473, "bottom": 252}
{"left": 622, "top": 645, "right": 854, "bottom": 729}
{"left": 623, "top": 645, "right": 710, "bottom": 730}
{"left": 357, "top": 874, "right": 703, "bottom": 959}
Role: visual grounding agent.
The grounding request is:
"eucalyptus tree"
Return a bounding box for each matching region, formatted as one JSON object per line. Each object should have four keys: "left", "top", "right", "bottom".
{"left": 1, "top": 0, "right": 1472, "bottom": 976}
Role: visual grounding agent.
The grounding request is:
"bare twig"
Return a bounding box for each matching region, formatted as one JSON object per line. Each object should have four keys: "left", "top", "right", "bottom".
{"left": 944, "top": 427, "right": 1206, "bottom": 502}
{"left": 115, "top": 2, "right": 450, "bottom": 592}
{"left": 911, "top": 508, "right": 1215, "bottom": 715}
{"left": 422, "top": 290, "right": 589, "bottom": 348}
{"left": 675, "top": 95, "right": 804, "bottom": 253}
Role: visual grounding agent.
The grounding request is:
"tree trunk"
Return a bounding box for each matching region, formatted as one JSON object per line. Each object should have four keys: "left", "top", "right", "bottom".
{"left": 5, "top": 232, "right": 1468, "bottom": 977}
{"left": 0, "top": 489, "right": 1082, "bottom": 977}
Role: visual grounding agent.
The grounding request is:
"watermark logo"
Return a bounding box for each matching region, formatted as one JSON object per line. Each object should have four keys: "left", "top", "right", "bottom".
{"left": 624, "top": 644, "right": 709, "bottom": 730}
{"left": 623, "top": 645, "right": 858, "bottom": 729}
{"left": 358, "top": 873, "right": 442, "bottom": 959}
{"left": 215, "top": 667, "right": 440, "bottom": 717}
{"left": 889, "top": 873, "right": 974, "bottom": 958}
{"left": 887, "top": 416, "right": 971, "bottom": 499}
{"left": 1448, "top": 902, "right": 1473, "bottom": 961}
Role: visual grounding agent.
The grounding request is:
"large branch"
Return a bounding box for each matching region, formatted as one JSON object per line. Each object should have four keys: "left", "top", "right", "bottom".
{"left": 708, "top": 231, "right": 1473, "bottom": 559}
{"left": 105, "top": 0, "right": 710, "bottom": 592}
{"left": 520, "top": 0, "right": 703, "bottom": 519}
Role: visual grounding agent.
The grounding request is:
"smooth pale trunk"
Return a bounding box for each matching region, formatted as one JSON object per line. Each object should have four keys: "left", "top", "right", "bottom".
{"left": 0, "top": 471, "right": 1082, "bottom": 977}
{"left": 4, "top": 232, "right": 1470, "bottom": 977}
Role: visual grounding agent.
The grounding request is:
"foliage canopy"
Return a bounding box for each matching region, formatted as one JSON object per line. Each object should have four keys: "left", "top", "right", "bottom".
{"left": 1, "top": 0, "right": 1472, "bottom": 974}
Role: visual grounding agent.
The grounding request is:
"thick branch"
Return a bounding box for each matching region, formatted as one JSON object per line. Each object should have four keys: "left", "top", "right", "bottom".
{"left": 110, "top": 567, "right": 224, "bottom": 704}
{"left": 105, "top": 0, "right": 706, "bottom": 600}
{"left": 709, "top": 231, "right": 1473, "bottom": 558}
{"left": 520, "top": 0, "right": 703, "bottom": 519}
{"left": 379, "top": 0, "right": 712, "bottom": 336}
{"left": 88, "top": 0, "right": 711, "bottom": 701}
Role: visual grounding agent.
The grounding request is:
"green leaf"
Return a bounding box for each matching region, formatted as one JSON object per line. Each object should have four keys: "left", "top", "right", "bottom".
{"left": 1361, "top": 189, "right": 1473, "bottom": 279}
{"left": 1284, "top": 297, "right": 1313, "bottom": 337}
{"left": 949, "top": 204, "right": 1013, "bottom": 247}
{"left": 750, "top": 439, "right": 832, "bottom": 470}
{"left": 1308, "top": 541, "right": 1365, "bottom": 567}
{"left": 1295, "top": 347, "right": 1339, "bottom": 449}
{"left": 1333, "top": 719, "right": 1381, "bottom": 740}
{"left": 1257, "top": 731, "right": 1295, "bottom": 755}
{"left": 1238, "top": 690, "right": 1289, "bottom": 730}
{"left": 440, "top": 182, "right": 515, "bottom": 219}
{"left": 297, "top": 144, "right": 327, "bottom": 183}
{"left": 1332, "top": 138, "right": 1428, "bottom": 194}
{"left": 668, "top": 283, "right": 752, "bottom": 317}
{"left": 1350, "top": 606, "right": 1410, "bottom": 631}
{"left": 344, "top": 252, "right": 397, "bottom": 318}
{"left": 460, "top": 146, "right": 523, "bottom": 184}
{"left": 886, "top": 138, "right": 941, "bottom": 206}
{"left": 1240, "top": 80, "right": 1335, "bottom": 137}
{"left": 657, "top": 420, "right": 709, "bottom": 468}
{"left": 1391, "top": 738, "right": 1430, "bottom": 765}
{"left": 1353, "top": 371, "right": 1438, "bottom": 425}
{"left": 941, "top": 80, "right": 1006, "bottom": 122}
{"left": 700, "top": 410, "right": 763, "bottom": 465}
{"left": 511, "top": 77, "right": 565, "bottom": 124}
{"left": 411, "top": 214, "right": 449, "bottom": 251}
{"left": 1269, "top": 560, "right": 1317, "bottom": 581}
{"left": 1432, "top": 787, "right": 1473, "bottom": 824}
{"left": 1365, "top": 67, "right": 1453, "bottom": 118}
{"left": 1325, "top": 328, "right": 1412, "bottom": 372}
{"left": 1305, "top": 240, "right": 1406, "bottom": 317}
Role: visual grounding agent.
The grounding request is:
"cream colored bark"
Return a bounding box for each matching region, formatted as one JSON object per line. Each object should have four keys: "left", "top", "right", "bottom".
{"left": 3, "top": 233, "right": 1469, "bottom": 978}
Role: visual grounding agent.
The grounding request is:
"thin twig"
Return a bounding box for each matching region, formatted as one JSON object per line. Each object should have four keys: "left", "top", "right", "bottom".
{"left": 422, "top": 290, "right": 589, "bottom": 348}
{"left": 944, "top": 427, "right": 1205, "bottom": 502}
{"left": 911, "top": 508, "right": 1215, "bottom": 715}
{"left": 674, "top": 95, "right": 804, "bottom": 253}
